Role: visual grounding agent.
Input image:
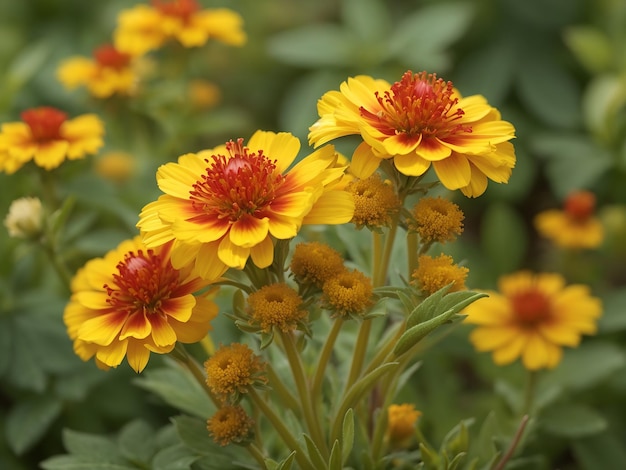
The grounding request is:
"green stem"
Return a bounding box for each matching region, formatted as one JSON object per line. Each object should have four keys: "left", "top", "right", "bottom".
{"left": 407, "top": 231, "right": 418, "bottom": 279}
{"left": 279, "top": 331, "right": 328, "bottom": 457}
{"left": 523, "top": 370, "right": 538, "bottom": 415}
{"left": 172, "top": 344, "right": 221, "bottom": 408}
{"left": 42, "top": 240, "right": 72, "bottom": 293}
{"left": 266, "top": 362, "right": 299, "bottom": 411}
{"left": 246, "top": 442, "right": 268, "bottom": 469}
{"left": 312, "top": 317, "right": 344, "bottom": 400}
{"left": 248, "top": 388, "right": 316, "bottom": 470}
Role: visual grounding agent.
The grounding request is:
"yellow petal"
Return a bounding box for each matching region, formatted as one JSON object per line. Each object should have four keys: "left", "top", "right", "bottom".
{"left": 432, "top": 154, "right": 471, "bottom": 190}
{"left": 350, "top": 142, "right": 383, "bottom": 179}
{"left": 95, "top": 339, "right": 128, "bottom": 368}
{"left": 78, "top": 311, "right": 128, "bottom": 345}
{"left": 393, "top": 152, "right": 431, "bottom": 177}
{"left": 33, "top": 141, "right": 70, "bottom": 170}
{"left": 248, "top": 130, "right": 300, "bottom": 173}
{"left": 303, "top": 190, "right": 354, "bottom": 225}
{"left": 218, "top": 235, "right": 250, "bottom": 269}
{"left": 250, "top": 235, "right": 274, "bottom": 268}
{"left": 230, "top": 215, "right": 269, "bottom": 247}
{"left": 126, "top": 340, "right": 151, "bottom": 373}
{"left": 415, "top": 137, "right": 452, "bottom": 161}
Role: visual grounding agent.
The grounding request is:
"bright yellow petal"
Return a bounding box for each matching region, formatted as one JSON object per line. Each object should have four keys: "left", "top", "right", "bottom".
{"left": 248, "top": 130, "right": 300, "bottom": 173}
{"left": 250, "top": 235, "right": 274, "bottom": 268}
{"left": 95, "top": 339, "right": 128, "bottom": 368}
{"left": 522, "top": 333, "right": 561, "bottom": 370}
{"left": 33, "top": 141, "right": 69, "bottom": 170}
{"left": 491, "top": 332, "right": 528, "bottom": 366}
{"left": 78, "top": 311, "right": 128, "bottom": 345}
{"left": 119, "top": 311, "right": 151, "bottom": 340}
{"left": 149, "top": 313, "right": 177, "bottom": 347}
{"left": 393, "top": 152, "right": 431, "bottom": 177}
{"left": 126, "top": 340, "right": 151, "bottom": 373}
{"left": 230, "top": 215, "right": 269, "bottom": 247}
{"left": 218, "top": 236, "right": 250, "bottom": 269}
{"left": 432, "top": 154, "right": 471, "bottom": 190}
{"left": 469, "top": 325, "right": 521, "bottom": 351}
{"left": 463, "top": 294, "right": 512, "bottom": 325}
{"left": 162, "top": 294, "right": 196, "bottom": 322}
{"left": 350, "top": 142, "right": 383, "bottom": 179}
{"left": 415, "top": 137, "right": 452, "bottom": 161}
{"left": 381, "top": 133, "right": 422, "bottom": 156}
{"left": 303, "top": 190, "right": 354, "bottom": 225}
{"left": 194, "top": 241, "right": 228, "bottom": 281}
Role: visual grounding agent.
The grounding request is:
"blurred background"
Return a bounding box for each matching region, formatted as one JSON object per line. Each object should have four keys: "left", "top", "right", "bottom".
{"left": 1, "top": 0, "right": 625, "bottom": 469}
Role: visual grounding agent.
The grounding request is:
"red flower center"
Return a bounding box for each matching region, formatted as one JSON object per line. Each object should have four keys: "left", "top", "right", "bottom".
{"left": 105, "top": 248, "right": 179, "bottom": 316}
{"left": 510, "top": 289, "right": 552, "bottom": 324}
{"left": 360, "top": 71, "right": 471, "bottom": 139}
{"left": 94, "top": 44, "right": 131, "bottom": 70}
{"left": 564, "top": 191, "right": 595, "bottom": 222}
{"left": 190, "top": 139, "right": 286, "bottom": 222}
{"left": 21, "top": 107, "right": 67, "bottom": 142}
{"left": 152, "top": 0, "right": 199, "bottom": 21}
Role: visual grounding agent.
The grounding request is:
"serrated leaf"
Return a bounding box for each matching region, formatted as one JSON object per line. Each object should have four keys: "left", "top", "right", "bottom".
{"left": 341, "top": 408, "right": 354, "bottom": 464}
{"left": 267, "top": 25, "right": 357, "bottom": 67}
{"left": 539, "top": 403, "right": 607, "bottom": 438}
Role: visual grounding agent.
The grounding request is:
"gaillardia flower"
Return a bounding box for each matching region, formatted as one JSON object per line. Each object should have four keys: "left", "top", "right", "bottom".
{"left": 386, "top": 403, "right": 421, "bottom": 448}
{"left": 207, "top": 405, "right": 255, "bottom": 446}
{"left": 57, "top": 44, "right": 141, "bottom": 98}
{"left": 204, "top": 343, "right": 267, "bottom": 399}
{"left": 114, "top": 0, "right": 246, "bottom": 55}
{"left": 138, "top": 131, "right": 354, "bottom": 281}
{"left": 64, "top": 236, "right": 218, "bottom": 373}
{"left": 534, "top": 190, "right": 603, "bottom": 250}
{"left": 0, "top": 107, "right": 104, "bottom": 174}
{"left": 412, "top": 254, "right": 468, "bottom": 295}
{"left": 309, "top": 71, "right": 516, "bottom": 197}
{"left": 410, "top": 196, "right": 464, "bottom": 245}
{"left": 464, "top": 271, "right": 602, "bottom": 370}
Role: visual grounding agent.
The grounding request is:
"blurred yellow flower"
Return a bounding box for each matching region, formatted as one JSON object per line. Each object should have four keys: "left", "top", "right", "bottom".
{"left": 64, "top": 236, "right": 217, "bottom": 373}
{"left": 57, "top": 44, "right": 141, "bottom": 98}
{"left": 114, "top": 0, "right": 246, "bottom": 55}
{"left": 137, "top": 131, "right": 354, "bottom": 281}
{"left": 0, "top": 107, "right": 104, "bottom": 174}
{"left": 309, "top": 71, "right": 516, "bottom": 197}
{"left": 412, "top": 254, "right": 468, "bottom": 295}
{"left": 464, "top": 271, "right": 602, "bottom": 370}
{"left": 4, "top": 197, "right": 43, "bottom": 239}
{"left": 386, "top": 403, "right": 421, "bottom": 447}
{"left": 188, "top": 79, "right": 221, "bottom": 109}
{"left": 534, "top": 190, "right": 603, "bottom": 249}
{"left": 95, "top": 151, "right": 136, "bottom": 183}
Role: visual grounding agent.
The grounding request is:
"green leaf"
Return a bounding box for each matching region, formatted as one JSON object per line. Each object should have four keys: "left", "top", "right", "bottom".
{"left": 598, "top": 289, "right": 626, "bottom": 333}
{"left": 572, "top": 431, "right": 626, "bottom": 470}
{"left": 173, "top": 415, "right": 223, "bottom": 456}
{"left": 39, "top": 455, "right": 136, "bottom": 470}
{"left": 328, "top": 439, "right": 342, "bottom": 470}
{"left": 275, "top": 451, "right": 296, "bottom": 470}
{"left": 394, "top": 310, "right": 463, "bottom": 356}
{"left": 481, "top": 202, "right": 528, "bottom": 275}
{"left": 341, "top": 408, "right": 354, "bottom": 464}
{"left": 474, "top": 411, "right": 500, "bottom": 463}
{"left": 419, "top": 442, "right": 439, "bottom": 468}
{"left": 62, "top": 429, "right": 121, "bottom": 460}
{"left": 303, "top": 434, "right": 326, "bottom": 469}
{"left": 539, "top": 403, "right": 607, "bottom": 438}
{"left": 582, "top": 75, "right": 626, "bottom": 142}
{"left": 134, "top": 363, "right": 215, "bottom": 419}
{"left": 408, "top": 289, "right": 486, "bottom": 329}
{"left": 540, "top": 341, "right": 626, "bottom": 392}
{"left": 387, "top": 2, "right": 474, "bottom": 71}
{"left": 267, "top": 25, "right": 357, "bottom": 67}
{"left": 6, "top": 39, "right": 51, "bottom": 89}
{"left": 563, "top": 26, "right": 613, "bottom": 74}
{"left": 117, "top": 420, "right": 156, "bottom": 466}
{"left": 531, "top": 133, "right": 612, "bottom": 199}
{"left": 152, "top": 444, "right": 198, "bottom": 470}
{"left": 5, "top": 395, "right": 63, "bottom": 454}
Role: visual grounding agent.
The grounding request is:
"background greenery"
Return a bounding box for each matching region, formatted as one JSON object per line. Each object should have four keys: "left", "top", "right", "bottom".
{"left": 1, "top": 0, "right": 625, "bottom": 469}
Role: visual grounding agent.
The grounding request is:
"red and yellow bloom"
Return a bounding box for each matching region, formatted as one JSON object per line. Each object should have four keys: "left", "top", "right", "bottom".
{"left": 0, "top": 107, "right": 104, "bottom": 174}
{"left": 138, "top": 130, "right": 354, "bottom": 281}
{"left": 534, "top": 190, "right": 603, "bottom": 249}
{"left": 309, "top": 71, "right": 516, "bottom": 197}
{"left": 64, "top": 236, "right": 218, "bottom": 373}
{"left": 464, "top": 271, "right": 601, "bottom": 370}
{"left": 57, "top": 44, "right": 142, "bottom": 98}
{"left": 114, "top": 0, "right": 246, "bottom": 55}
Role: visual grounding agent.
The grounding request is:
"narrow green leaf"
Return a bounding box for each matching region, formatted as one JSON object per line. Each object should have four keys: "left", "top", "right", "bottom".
{"left": 341, "top": 408, "right": 354, "bottom": 464}
{"left": 474, "top": 411, "right": 499, "bottom": 463}
{"left": 419, "top": 443, "right": 439, "bottom": 468}
{"left": 303, "top": 434, "right": 327, "bottom": 469}
{"left": 448, "top": 452, "right": 467, "bottom": 470}
{"left": 276, "top": 451, "right": 296, "bottom": 470}
{"left": 6, "top": 395, "right": 63, "bottom": 454}
{"left": 328, "top": 440, "right": 342, "bottom": 470}
{"left": 394, "top": 310, "right": 463, "bottom": 356}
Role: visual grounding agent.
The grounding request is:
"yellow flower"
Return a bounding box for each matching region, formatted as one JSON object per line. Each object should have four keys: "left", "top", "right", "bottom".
{"left": 290, "top": 241, "right": 345, "bottom": 288}
{"left": 347, "top": 173, "right": 400, "bottom": 229}
{"left": 247, "top": 283, "right": 307, "bottom": 333}
{"left": 464, "top": 271, "right": 602, "bottom": 370}
{"left": 188, "top": 79, "right": 221, "bottom": 110}
{"left": 63, "top": 236, "right": 217, "bottom": 373}
{"left": 309, "top": 71, "right": 516, "bottom": 197}
{"left": 4, "top": 197, "right": 43, "bottom": 239}
{"left": 204, "top": 343, "right": 267, "bottom": 399}
{"left": 386, "top": 404, "right": 421, "bottom": 447}
{"left": 411, "top": 196, "right": 464, "bottom": 244}
{"left": 94, "top": 151, "right": 136, "bottom": 184}
{"left": 137, "top": 131, "right": 354, "bottom": 281}
{"left": 412, "top": 254, "right": 468, "bottom": 295}
{"left": 322, "top": 269, "right": 373, "bottom": 317}
{"left": 0, "top": 107, "right": 104, "bottom": 174}
{"left": 207, "top": 405, "right": 254, "bottom": 446}
{"left": 534, "top": 190, "right": 603, "bottom": 249}
{"left": 57, "top": 44, "right": 141, "bottom": 98}
{"left": 114, "top": 0, "right": 246, "bottom": 55}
